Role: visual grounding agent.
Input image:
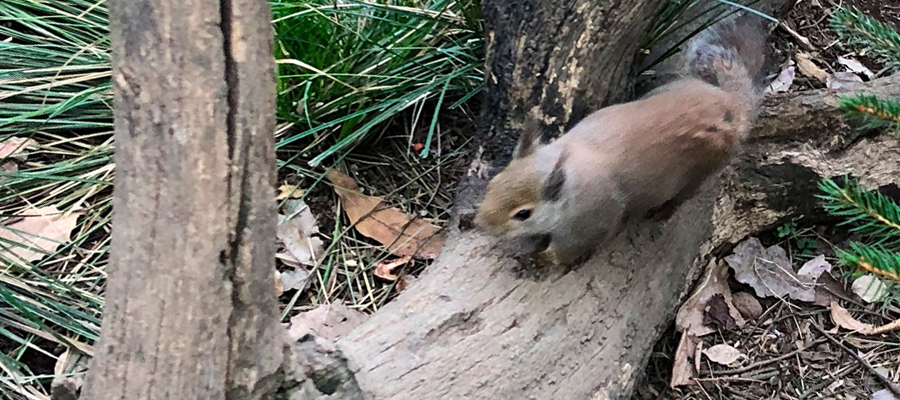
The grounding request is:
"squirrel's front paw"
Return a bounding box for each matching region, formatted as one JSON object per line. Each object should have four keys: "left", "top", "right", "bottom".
{"left": 534, "top": 248, "right": 557, "bottom": 268}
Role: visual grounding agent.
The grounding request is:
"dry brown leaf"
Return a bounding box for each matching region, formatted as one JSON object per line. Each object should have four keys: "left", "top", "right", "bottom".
{"left": 326, "top": 169, "right": 445, "bottom": 259}
{"left": 274, "top": 268, "right": 283, "bottom": 296}
{"left": 280, "top": 268, "right": 311, "bottom": 293}
{"left": 852, "top": 274, "right": 889, "bottom": 303}
{"left": 675, "top": 259, "right": 745, "bottom": 337}
{"left": 374, "top": 255, "right": 411, "bottom": 281}
{"left": 724, "top": 237, "right": 818, "bottom": 302}
{"left": 830, "top": 302, "right": 876, "bottom": 334}
{"left": 795, "top": 53, "right": 828, "bottom": 83}
{"left": 396, "top": 274, "right": 416, "bottom": 293}
{"left": 670, "top": 333, "right": 699, "bottom": 388}
{"left": 703, "top": 294, "right": 739, "bottom": 331}
{"left": 703, "top": 344, "right": 745, "bottom": 366}
{"left": 837, "top": 56, "right": 874, "bottom": 79}
{"left": 277, "top": 199, "right": 323, "bottom": 265}
{"left": 813, "top": 273, "right": 850, "bottom": 307}
{"left": 286, "top": 302, "right": 367, "bottom": 342}
{"left": 731, "top": 292, "right": 763, "bottom": 320}
{"left": 0, "top": 205, "right": 81, "bottom": 263}
{"left": 0, "top": 137, "right": 37, "bottom": 159}
{"left": 276, "top": 184, "right": 304, "bottom": 200}
{"left": 767, "top": 66, "right": 795, "bottom": 93}
{"left": 798, "top": 254, "right": 832, "bottom": 279}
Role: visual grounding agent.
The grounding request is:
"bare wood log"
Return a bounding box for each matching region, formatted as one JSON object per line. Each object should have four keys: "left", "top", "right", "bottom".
{"left": 714, "top": 74, "right": 900, "bottom": 248}
{"left": 81, "top": 0, "right": 280, "bottom": 399}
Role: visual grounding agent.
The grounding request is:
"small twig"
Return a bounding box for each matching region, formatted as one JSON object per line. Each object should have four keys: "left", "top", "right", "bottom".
{"left": 696, "top": 370, "right": 780, "bottom": 382}
{"left": 811, "top": 322, "right": 900, "bottom": 398}
{"left": 700, "top": 338, "right": 827, "bottom": 376}
{"left": 778, "top": 21, "right": 815, "bottom": 51}
{"left": 799, "top": 364, "right": 859, "bottom": 399}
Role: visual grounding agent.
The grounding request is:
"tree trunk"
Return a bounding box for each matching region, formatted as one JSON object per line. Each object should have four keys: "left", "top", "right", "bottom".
{"left": 329, "top": 1, "right": 717, "bottom": 399}
{"left": 81, "top": 0, "right": 280, "bottom": 399}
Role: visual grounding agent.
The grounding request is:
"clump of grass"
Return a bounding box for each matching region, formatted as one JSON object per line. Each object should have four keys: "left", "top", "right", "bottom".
{"left": 271, "top": 0, "right": 484, "bottom": 167}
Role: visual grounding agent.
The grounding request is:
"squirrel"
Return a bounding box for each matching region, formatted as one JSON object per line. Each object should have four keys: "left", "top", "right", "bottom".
{"left": 474, "top": 16, "right": 771, "bottom": 266}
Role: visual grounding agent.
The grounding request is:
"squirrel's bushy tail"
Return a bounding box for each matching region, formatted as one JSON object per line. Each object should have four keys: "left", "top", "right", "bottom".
{"left": 685, "top": 15, "right": 770, "bottom": 108}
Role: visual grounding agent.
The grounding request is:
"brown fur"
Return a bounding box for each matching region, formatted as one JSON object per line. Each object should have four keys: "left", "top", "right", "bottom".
{"left": 475, "top": 17, "right": 769, "bottom": 266}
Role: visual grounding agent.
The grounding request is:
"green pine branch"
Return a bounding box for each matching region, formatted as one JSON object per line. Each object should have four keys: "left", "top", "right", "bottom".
{"left": 837, "top": 241, "right": 900, "bottom": 281}
{"left": 817, "top": 176, "right": 900, "bottom": 247}
{"left": 838, "top": 94, "right": 900, "bottom": 135}
{"left": 818, "top": 176, "right": 900, "bottom": 281}
{"left": 830, "top": 6, "right": 900, "bottom": 69}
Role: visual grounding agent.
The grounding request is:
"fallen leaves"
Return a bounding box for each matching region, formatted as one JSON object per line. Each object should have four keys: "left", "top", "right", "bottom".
{"left": 767, "top": 65, "right": 795, "bottom": 93}
{"left": 702, "top": 344, "right": 745, "bottom": 366}
{"left": 671, "top": 259, "right": 746, "bottom": 387}
{"left": 278, "top": 268, "right": 311, "bottom": 293}
{"left": 827, "top": 71, "right": 864, "bottom": 90}
{"left": 676, "top": 259, "right": 745, "bottom": 337}
{"left": 670, "top": 333, "right": 699, "bottom": 388}
{"left": 276, "top": 184, "right": 304, "bottom": 200}
{"left": 285, "top": 302, "right": 367, "bottom": 342}
{"left": 0, "top": 137, "right": 37, "bottom": 159}
{"left": 830, "top": 302, "right": 900, "bottom": 335}
{"left": 326, "top": 169, "right": 445, "bottom": 259}
{"left": 373, "top": 255, "right": 411, "bottom": 281}
{"left": 798, "top": 254, "right": 833, "bottom": 279}
{"left": 731, "top": 291, "right": 763, "bottom": 320}
{"left": 276, "top": 199, "right": 324, "bottom": 266}
{"left": 724, "top": 237, "right": 827, "bottom": 302}
{"left": 0, "top": 205, "right": 81, "bottom": 263}
{"left": 796, "top": 52, "right": 828, "bottom": 83}
{"left": 852, "top": 274, "right": 889, "bottom": 303}
{"left": 830, "top": 302, "right": 876, "bottom": 334}
{"left": 872, "top": 388, "right": 899, "bottom": 400}
{"left": 837, "top": 56, "right": 874, "bottom": 79}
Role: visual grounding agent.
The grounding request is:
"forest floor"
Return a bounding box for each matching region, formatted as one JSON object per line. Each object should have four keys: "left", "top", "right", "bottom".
{"left": 4, "top": 0, "right": 900, "bottom": 398}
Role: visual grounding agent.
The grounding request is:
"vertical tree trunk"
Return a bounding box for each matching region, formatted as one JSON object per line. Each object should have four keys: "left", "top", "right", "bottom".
{"left": 81, "top": 0, "right": 280, "bottom": 399}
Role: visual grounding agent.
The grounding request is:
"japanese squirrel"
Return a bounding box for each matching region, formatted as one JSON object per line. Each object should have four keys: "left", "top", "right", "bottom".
{"left": 474, "top": 16, "right": 770, "bottom": 266}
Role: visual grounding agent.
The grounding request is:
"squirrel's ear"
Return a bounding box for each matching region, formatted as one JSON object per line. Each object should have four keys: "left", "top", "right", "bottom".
{"left": 512, "top": 122, "right": 543, "bottom": 159}
{"left": 542, "top": 150, "right": 568, "bottom": 202}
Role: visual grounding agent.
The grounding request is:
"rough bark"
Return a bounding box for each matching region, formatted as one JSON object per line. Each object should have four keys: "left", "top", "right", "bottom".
{"left": 81, "top": 0, "right": 281, "bottom": 399}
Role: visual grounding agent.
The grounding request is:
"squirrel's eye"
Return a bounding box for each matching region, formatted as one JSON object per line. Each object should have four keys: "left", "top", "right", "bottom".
{"left": 512, "top": 209, "right": 533, "bottom": 221}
